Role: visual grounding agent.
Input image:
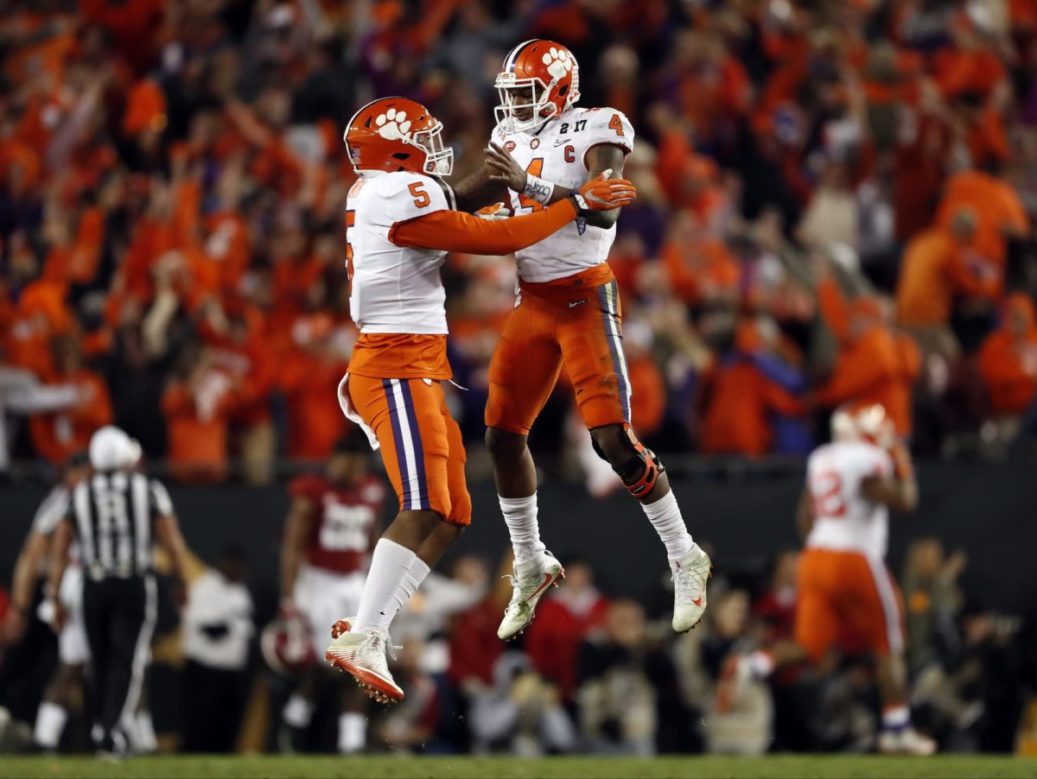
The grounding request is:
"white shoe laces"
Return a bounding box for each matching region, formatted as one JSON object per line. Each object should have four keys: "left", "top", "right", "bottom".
{"left": 673, "top": 560, "right": 707, "bottom": 600}
{"left": 359, "top": 630, "right": 402, "bottom": 663}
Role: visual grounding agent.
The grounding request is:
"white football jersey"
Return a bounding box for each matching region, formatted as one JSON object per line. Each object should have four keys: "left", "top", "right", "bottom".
{"left": 346, "top": 170, "right": 456, "bottom": 334}
{"left": 805, "top": 441, "right": 894, "bottom": 559}
{"left": 493, "top": 106, "right": 635, "bottom": 283}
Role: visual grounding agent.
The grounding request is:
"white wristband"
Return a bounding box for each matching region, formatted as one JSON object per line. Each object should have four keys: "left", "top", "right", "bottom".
{"left": 522, "top": 174, "right": 555, "bottom": 205}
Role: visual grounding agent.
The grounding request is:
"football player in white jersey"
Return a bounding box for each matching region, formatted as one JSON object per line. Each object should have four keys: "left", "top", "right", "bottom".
{"left": 452, "top": 40, "right": 710, "bottom": 641}
{"left": 2, "top": 455, "right": 90, "bottom": 751}
{"left": 324, "top": 96, "right": 636, "bottom": 703}
{"left": 716, "top": 403, "right": 936, "bottom": 755}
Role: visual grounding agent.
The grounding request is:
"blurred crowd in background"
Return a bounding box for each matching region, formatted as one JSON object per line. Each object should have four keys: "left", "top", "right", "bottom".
{"left": 4, "top": 534, "right": 1036, "bottom": 755}
{"left": 2, "top": 0, "right": 1037, "bottom": 484}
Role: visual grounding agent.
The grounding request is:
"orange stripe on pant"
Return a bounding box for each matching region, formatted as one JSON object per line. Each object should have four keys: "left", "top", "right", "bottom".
{"left": 794, "top": 547, "right": 905, "bottom": 663}
{"left": 346, "top": 374, "right": 471, "bottom": 526}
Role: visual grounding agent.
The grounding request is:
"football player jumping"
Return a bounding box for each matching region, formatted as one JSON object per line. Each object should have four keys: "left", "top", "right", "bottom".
{"left": 325, "top": 96, "right": 636, "bottom": 702}
{"left": 453, "top": 40, "right": 711, "bottom": 641}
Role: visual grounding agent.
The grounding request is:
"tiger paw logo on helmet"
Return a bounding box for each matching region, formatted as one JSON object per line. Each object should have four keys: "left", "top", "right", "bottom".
{"left": 375, "top": 107, "right": 412, "bottom": 141}
{"left": 542, "top": 47, "right": 573, "bottom": 82}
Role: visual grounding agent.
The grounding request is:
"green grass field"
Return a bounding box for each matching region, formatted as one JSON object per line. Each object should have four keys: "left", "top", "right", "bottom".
{"left": 0, "top": 756, "right": 1034, "bottom": 779}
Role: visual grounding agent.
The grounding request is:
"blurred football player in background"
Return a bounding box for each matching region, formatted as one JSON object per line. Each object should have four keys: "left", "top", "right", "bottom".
{"left": 717, "top": 403, "right": 936, "bottom": 755}
{"left": 2, "top": 453, "right": 91, "bottom": 752}
{"left": 453, "top": 40, "right": 710, "bottom": 641}
{"left": 278, "top": 430, "right": 384, "bottom": 753}
{"left": 324, "top": 97, "right": 636, "bottom": 702}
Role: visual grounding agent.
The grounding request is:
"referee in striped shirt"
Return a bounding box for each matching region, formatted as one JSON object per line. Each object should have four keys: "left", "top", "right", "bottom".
{"left": 48, "top": 426, "right": 189, "bottom": 757}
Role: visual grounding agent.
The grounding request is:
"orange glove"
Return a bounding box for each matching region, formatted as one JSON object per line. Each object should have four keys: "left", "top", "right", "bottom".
{"left": 573, "top": 169, "right": 637, "bottom": 211}
{"left": 475, "top": 202, "right": 510, "bottom": 221}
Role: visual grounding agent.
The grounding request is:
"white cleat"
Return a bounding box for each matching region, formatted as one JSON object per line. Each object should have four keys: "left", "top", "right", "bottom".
{"left": 671, "top": 544, "right": 711, "bottom": 632}
{"left": 497, "top": 550, "right": 565, "bottom": 641}
{"left": 324, "top": 619, "right": 403, "bottom": 704}
{"left": 877, "top": 727, "right": 937, "bottom": 756}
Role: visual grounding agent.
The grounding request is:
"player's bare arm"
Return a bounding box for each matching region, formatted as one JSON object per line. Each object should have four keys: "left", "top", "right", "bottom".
{"left": 862, "top": 441, "right": 918, "bottom": 513}
{"left": 861, "top": 472, "right": 918, "bottom": 513}
{"left": 46, "top": 519, "right": 74, "bottom": 632}
{"left": 795, "top": 488, "right": 814, "bottom": 539}
{"left": 280, "top": 496, "right": 316, "bottom": 606}
{"left": 4, "top": 530, "right": 48, "bottom": 642}
{"left": 155, "top": 512, "right": 191, "bottom": 586}
{"left": 486, "top": 141, "right": 628, "bottom": 228}
{"left": 452, "top": 161, "right": 508, "bottom": 212}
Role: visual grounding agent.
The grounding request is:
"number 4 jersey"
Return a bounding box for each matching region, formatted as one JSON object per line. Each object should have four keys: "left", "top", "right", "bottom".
{"left": 289, "top": 474, "right": 386, "bottom": 574}
{"left": 805, "top": 441, "right": 895, "bottom": 559}
{"left": 493, "top": 106, "right": 634, "bottom": 283}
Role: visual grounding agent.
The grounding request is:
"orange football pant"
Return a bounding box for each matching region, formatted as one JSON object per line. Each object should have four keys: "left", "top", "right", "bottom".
{"left": 795, "top": 547, "right": 906, "bottom": 662}
{"left": 486, "top": 265, "right": 630, "bottom": 434}
{"left": 347, "top": 375, "right": 471, "bottom": 526}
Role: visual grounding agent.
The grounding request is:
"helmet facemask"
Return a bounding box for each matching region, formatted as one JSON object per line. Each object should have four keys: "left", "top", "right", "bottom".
{"left": 494, "top": 76, "right": 558, "bottom": 134}
{"left": 413, "top": 120, "right": 454, "bottom": 176}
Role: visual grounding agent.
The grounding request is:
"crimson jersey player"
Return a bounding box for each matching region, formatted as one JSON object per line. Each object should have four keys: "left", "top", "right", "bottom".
{"left": 277, "top": 430, "right": 386, "bottom": 753}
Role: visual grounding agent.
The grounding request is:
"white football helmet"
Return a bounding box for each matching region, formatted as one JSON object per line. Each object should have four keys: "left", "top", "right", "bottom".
{"left": 830, "top": 403, "right": 895, "bottom": 449}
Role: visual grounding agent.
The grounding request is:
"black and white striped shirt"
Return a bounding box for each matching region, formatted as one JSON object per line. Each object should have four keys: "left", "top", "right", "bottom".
{"left": 67, "top": 471, "right": 175, "bottom": 580}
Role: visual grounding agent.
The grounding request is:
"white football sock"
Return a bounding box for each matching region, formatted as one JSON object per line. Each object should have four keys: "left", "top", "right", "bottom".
{"left": 283, "top": 694, "right": 314, "bottom": 728}
{"left": 642, "top": 490, "right": 694, "bottom": 561}
{"left": 500, "top": 494, "right": 546, "bottom": 564}
{"left": 338, "top": 712, "right": 368, "bottom": 753}
{"left": 34, "top": 702, "right": 67, "bottom": 749}
{"left": 391, "top": 555, "right": 431, "bottom": 617}
{"left": 882, "top": 704, "right": 911, "bottom": 731}
{"left": 354, "top": 538, "right": 417, "bottom": 632}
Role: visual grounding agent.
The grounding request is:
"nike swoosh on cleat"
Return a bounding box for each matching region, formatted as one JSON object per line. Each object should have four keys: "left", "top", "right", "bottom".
{"left": 692, "top": 597, "right": 704, "bottom": 606}
{"left": 526, "top": 572, "right": 555, "bottom": 603}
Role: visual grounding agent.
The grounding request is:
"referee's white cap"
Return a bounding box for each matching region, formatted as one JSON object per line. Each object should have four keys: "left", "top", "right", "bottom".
{"left": 89, "top": 425, "right": 143, "bottom": 471}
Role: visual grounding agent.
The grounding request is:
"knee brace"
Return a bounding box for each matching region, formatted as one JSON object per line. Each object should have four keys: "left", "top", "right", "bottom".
{"left": 593, "top": 426, "right": 665, "bottom": 498}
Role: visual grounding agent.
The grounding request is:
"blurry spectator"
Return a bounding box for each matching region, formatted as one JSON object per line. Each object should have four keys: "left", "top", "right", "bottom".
{"left": 449, "top": 555, "right": 576, "bottom": 755}
{"left": 180, "top": 548, "right": 254, "bottom": 753}
{"left": 797, "top": 161, "right": 859, "bottom": 252}
{"left": 901, "top": 539, "right": 966, "bottom": 676}
{"left": 577, "top": 599, "right": 687, "bottom": 756}
{"left": 376, "top": 639, "right": 441, "bottom": 754}
{"left": 162, "top": 347, "right": 236, "bottom": 483}
{"left": 0, "top": 363, "right": 81, "bottom": 473}
{"left": 897, "top": 210, "right": 1001, "bottom": 358}
{"left": 449, "top": 555, "right": 512, "bottom": 696}
{"left": 525, "top": 560, "right": 609, "bottom": 704}
{"left": 815, "top": 296, "right": 908, "bottom": 436}
{"left": 703, "top": 589, "right": 772, "bottom": 755}
{"left": 279, "top": 313, "right": 352, "bottom": 461}
{"left": 936, "top": 169, "right": 1030, "bottom": 270}
{"left": 977, "top": 293, "right": 1037, "bottom": 445}
{"left": 697, "top": 318, "right": 807, "bottom": 456}
{"left": 28, "top": 336, "right": 112, "bottom": 465}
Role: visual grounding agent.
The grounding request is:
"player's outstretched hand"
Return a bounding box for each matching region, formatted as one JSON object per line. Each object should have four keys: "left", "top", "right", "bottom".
{"left": 573, "top": 169, "right": 637, "bottom": 211}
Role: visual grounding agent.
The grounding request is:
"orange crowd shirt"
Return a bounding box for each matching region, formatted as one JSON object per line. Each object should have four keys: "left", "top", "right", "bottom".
{"left": 896, "top": 227, "right": 1001, "bottom": 328}
{"left": 29, "top": 371, "right": 112, "bottom": 464}
{"left": 936, "top": 171, "right": 1029, "bottom": 266}
{"left": 815, "top": 324, "right": 904, "bottom": 433}
{"left": 162, "top": 374, "right": 236, "bottom": 483}
{"left": 699, "top": 359, "right": 805, "bottom": 456}
{"left": 978, "top": 295, "right": 1037, "bottom": 415}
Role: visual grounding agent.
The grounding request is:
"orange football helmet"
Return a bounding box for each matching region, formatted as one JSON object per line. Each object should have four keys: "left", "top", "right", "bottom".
{"left": 495, "top": 39, "right": 580, "bottom": 133}
{"left": 344, "top": 97, "right": 453, "bottom": 176}
{"left": 831, "top": 402, "right": 895, "bottom": 449}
